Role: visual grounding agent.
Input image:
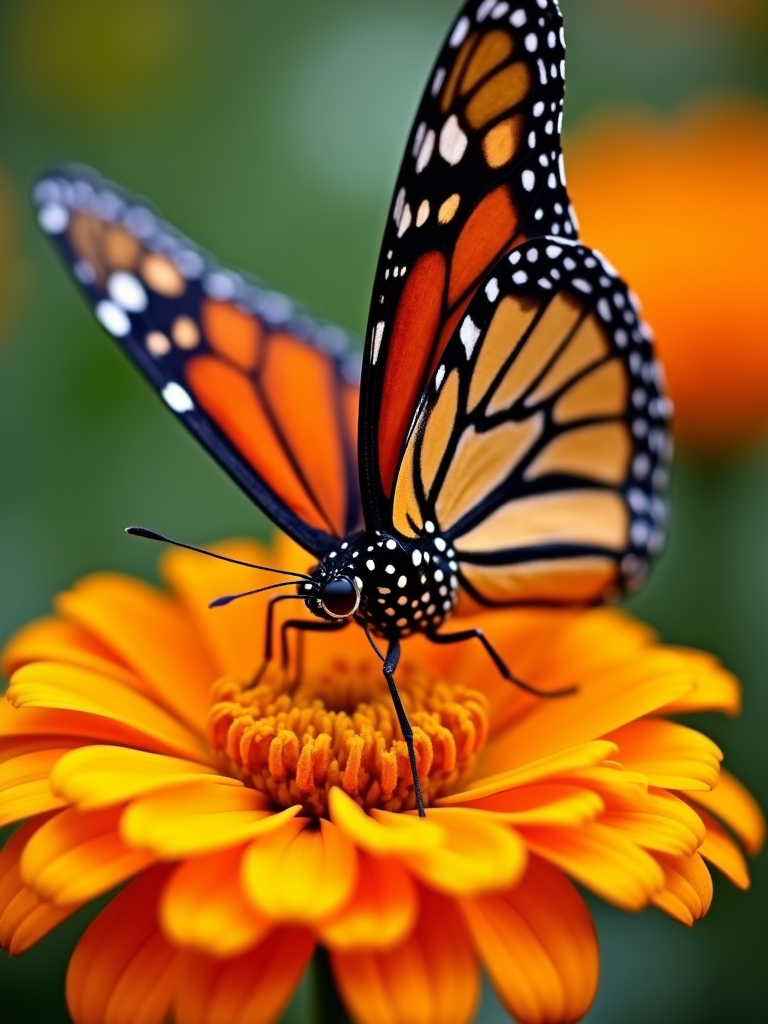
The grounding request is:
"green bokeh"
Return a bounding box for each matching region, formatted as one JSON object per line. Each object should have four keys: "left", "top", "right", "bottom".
{"left": 1, "top": 2, "right": 766, "bottom": 1022}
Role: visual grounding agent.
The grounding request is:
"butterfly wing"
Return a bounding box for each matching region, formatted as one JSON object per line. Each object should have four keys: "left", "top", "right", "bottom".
{"left": 359, "top": 0, "right": 574, "bottom": 528}
{"left": 34, "top": 166, "right": 362, "bottom": 558}
{"left": 390, "top": 239, "right": 671, "bottom": 607}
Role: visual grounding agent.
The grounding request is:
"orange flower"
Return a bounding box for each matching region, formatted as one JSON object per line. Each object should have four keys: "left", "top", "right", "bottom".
{"left": 1, "top": 535, "right": 764, "bottom": 1024}
{"left": 564, "top": 98, "right": 768, "bottom": 453}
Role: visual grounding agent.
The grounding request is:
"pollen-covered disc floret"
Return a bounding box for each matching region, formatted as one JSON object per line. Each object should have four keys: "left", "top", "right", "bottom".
{"left": 208, "top": 656, "right": 488, "bottom": 816}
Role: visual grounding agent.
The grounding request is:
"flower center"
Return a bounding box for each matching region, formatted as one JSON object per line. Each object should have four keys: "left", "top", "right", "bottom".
{"left": 207, "top": 656, "right": 489, "bottom": 816}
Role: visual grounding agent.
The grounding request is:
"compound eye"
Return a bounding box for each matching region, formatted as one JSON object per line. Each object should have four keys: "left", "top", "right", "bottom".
{"left": 321, "top": 576, "right": 360, "bottom": 619}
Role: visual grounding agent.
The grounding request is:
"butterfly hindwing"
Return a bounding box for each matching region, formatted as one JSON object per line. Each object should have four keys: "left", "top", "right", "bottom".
{"left": 34, "top": 167, "right": 363, "bottom": 557}
{"left": 390, "top": 239, "right": 671, "bottom": 608}
{"left": 360, "top": 0, "right": 574, "bottom": 528}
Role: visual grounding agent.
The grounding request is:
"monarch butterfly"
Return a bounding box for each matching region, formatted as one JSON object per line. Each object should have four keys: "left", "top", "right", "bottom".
{"left": 34, "top": 0, "right": 670, "bottom": 816}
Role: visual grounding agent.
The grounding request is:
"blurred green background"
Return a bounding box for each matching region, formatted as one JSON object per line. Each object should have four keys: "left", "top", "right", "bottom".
{"left": 1, "top": 1, "right": 767, "bottom": 1022}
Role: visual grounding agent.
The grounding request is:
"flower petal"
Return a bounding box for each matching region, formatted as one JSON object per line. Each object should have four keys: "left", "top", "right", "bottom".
{"left": 121, "top": 782, "right": 298, "bottom": 857}
{"left": 2, "top": 616, "right": 140, "bottom": 687}
{"left": 56, "top": 573, "right": 218, "bottom": 733}
{"left": 452, "top": 784, "right": 605, "bottom": 827}
{"left": 521, "top": 822, "right": 665, "bottom": 910}
{"left": 461, "top": 856, "right": 598, "bottom": 1024}
{"left": 66, "top": 865, "right": 178, "bottom": 1024}
{"left": 243, "top": 817, "right": 359, "bottom": 924}
{"left": 21, "top": 805, "right": 156, "bottom": 906}
{"left": 690, "top": 769, "right": 766, "bottom": 855}
{"left": 441, "top": 741, "right": 617, "bottom": 806}
{"left": 332, "top": 886, "right": 479, "bottom": 1024}
{"left": 174, "top": 928, "right": 315, "bottom": 1024}
{"left": 161, "top": 540, "right": 272, "bottom": 681}
{"left": 329, "top": 786, "right": 446, "bottom": 854}
{"left": 598, "top": 789, "right": 706, "bottom": 857}
{"left": 371, "top": 807, "right": 527, "bottom": 897}
{"left": 0, "top": 699, "right": 197, "bottom": 761}
{"left": 0, "top": 816, "right": 80, "bottom": 954}
{"left": 0, "top": 748, "right": 70, "bottom": 827}
{"left": 317, "top": 851, "right": 418, "bottom": 951}
{"left": 481, "top": 652, "right": 695, "bottom": 775}
{"left": 658, "top": 649, "right": 742, "bottom": 716}
{"left": 50, "top": 745, "right": 236, "bottom": 810}
{"left": 696, "top": 808, "right": 751, "bottom": 889}
{"left": 160, "top": 845, "right": 272, "bottom": 958}
{"left": 605, "top": 718, "right": 722, "bottom": 791}
{"left": 7, "top": 662, "right": 208, "bottom": 763}
{"left": 652, "top": 851, "right": 713, "bottom": 926}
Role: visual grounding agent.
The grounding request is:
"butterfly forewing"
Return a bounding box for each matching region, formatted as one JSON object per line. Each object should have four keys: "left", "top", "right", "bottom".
{"left": 33, "top": 167, "right": 363, "bottom": 557}
{"left": 359, "top": 0, "right": 574, "bottom": 529}
{"left": 391, "top": 239, "right": 671, "bottom": 608}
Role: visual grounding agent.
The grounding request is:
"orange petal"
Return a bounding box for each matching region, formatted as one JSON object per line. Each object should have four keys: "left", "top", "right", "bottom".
{"left": 371, "top": 807, "right": 527, "bottom": 897}
{"left": 331, "top": 886, "right": 479, "bottom": 1024}
{"left": 317, "top": 851, "right": 417, "bottom": 951}
{"left": 696, "top": 808, "right": 751, "bottom": 889}
{"left": 652, "top": 851, "right": 713, "bottom": 926}
{"left": 51, "top": 745, "right": 236, "bottom": 810}
{"left": 690, "top": 769, "right": 766, "bottom": 855}
{"left": 0, "top": 815, "right": 79, "bottom": 954}
{"left": 56, "top": 573, "right": 218, "bottom": 733}
{"left": 442, "top": 741, "right": 617, "bottom": 806}
{"left": 161, "top": 540, "right": 273, "bottom": 681}
{"left": 597, "top": 789, "right": 706, "bottom": 857}
{"left": 521, "top": 822, "right": 665, "bottom": 911}
{"left": 482, "top": 651, "right": 694, "bottom": 775}
{"left": 121, "top": 781, "right": 297, "bottom": 857}
{"left": 66, "top": 865, "right": 178, "bottom": 1024}
{"left": 453, "top": 784, "right": 604, "bottom": 827}
{"left": 7, "top": 662, "right": 208, "bottom": 763}
{"left": 174, "top": 927, "right": 315, "bottom": 1024}
{"left": 2, "top": 616, "right": 140, "bottom": 687}
{"left": 0, "top": 698, "right": 200, "bottom": 762}
{"left": 160, "top": 845, "right": 272, "bottom": 958}
{"left": 329, "top": 786, "right": 446, "bottom": 854}
{"left": 605, "top": 718, "right": 722, "bottom": 791}
{"left": 243, "top": 817, "right": 359, "bottom": 924}
{"left": 461, "top": 856, "right": 598, "bottom": 1024}
{"left": 0, "top": 747, "right": 70, "bottom": 827}
{"left": 21, "top": 805, "right": 155, "bottom": 906}
{"left": 657, "top": 649, "right": 742, "bottom": 716}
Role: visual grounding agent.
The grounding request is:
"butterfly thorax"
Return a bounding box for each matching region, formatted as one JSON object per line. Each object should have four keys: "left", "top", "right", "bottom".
{"left": 302, "top": 531, "right": 460, "bottom": 639}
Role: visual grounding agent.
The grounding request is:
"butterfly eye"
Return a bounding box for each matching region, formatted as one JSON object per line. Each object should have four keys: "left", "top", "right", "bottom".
{"left": 320, "top": 576, "right": 361, "bottom": 619}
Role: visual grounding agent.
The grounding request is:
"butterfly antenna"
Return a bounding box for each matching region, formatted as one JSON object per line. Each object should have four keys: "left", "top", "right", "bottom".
{"left": 209, "top": 579, "right": 317, "bottom": 608}
{"left": 125, "top": 526, "right": 313, "bottom": 580}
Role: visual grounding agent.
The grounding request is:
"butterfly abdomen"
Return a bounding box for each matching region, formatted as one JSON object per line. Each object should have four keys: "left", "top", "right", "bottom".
{"left": 307, "top": 531, "right": 460, "bottom": 640}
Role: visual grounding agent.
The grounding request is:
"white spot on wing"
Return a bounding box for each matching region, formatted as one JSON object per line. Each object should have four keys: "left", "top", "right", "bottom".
{"left": 38, "top": 202, "right": 69, "bottom": 234}
{"left": 371, "top": 321, "right": 385, "bottom": 364}
{"left": 485, "top": 277, "right": 499, "bottom": 302}
{"left": 449, "top": 15, "right": 470, "bottom": 46}
{"left": 416, "top": 129, "right": 436, "bottom": 173}
{"left": 96, "top": 300, "right": 130, "bottom": 337}
{"left": 435, "top": 364, "right": 446, "bottom": 390}
{"left": 162, "top": 382, "right": 194, "bottom": 413}
{"left": 439, "top": 115, "right": 468, "bottom": 166}
{"left": 108, "top": 271, "right": 148, "bottom": 313}
{"left": 460, "top": 316, "right": 481, "bottom": 359}
{"left": 510, "top": 9, "right": 527, "bottom": 27}
{"left": 522, "top": 169, "right": 535, "bottom": 191}
{"left": 397, "top": 203, "right": 412, "bottom": 237}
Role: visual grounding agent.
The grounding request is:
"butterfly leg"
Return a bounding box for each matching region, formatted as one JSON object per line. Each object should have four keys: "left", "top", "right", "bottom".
{"left": 428, "top": 629, "right": 577, "bottom": 698}
{"left": 383, "top": 640, "right": 426, "bottom": 818}
{"left": 280, "top": 618, "right": 349, "bottom": 685}
{"left": 249, "top": 593, "right": 306, "bottom": 687}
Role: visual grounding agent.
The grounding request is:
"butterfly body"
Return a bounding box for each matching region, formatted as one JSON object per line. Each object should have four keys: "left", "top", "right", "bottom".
{"left": 304, "top": 531, "right": 459, "bottom": 640}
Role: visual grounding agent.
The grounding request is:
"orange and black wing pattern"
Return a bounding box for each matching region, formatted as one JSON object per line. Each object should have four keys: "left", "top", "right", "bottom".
{"left": 360, "top": 0, "right": 574, "bottom": 527}
{"left": 391, "top": 239, "right": 672, "bottom": 607}
{"left": 33, "top": 167, "right": 362, "bottom": 557}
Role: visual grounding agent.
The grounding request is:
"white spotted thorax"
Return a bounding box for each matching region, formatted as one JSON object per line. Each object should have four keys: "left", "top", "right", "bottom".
{"left": 304, "top": 531, "right": 459, "bottom": 639}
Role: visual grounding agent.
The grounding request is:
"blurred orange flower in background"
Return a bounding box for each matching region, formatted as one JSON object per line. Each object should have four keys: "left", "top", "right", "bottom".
{"left": 565, "top": 99, "right": 768, "bottom": 454}
{"left": 1, "top": 536, "right": 764, "bottom": 1024}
